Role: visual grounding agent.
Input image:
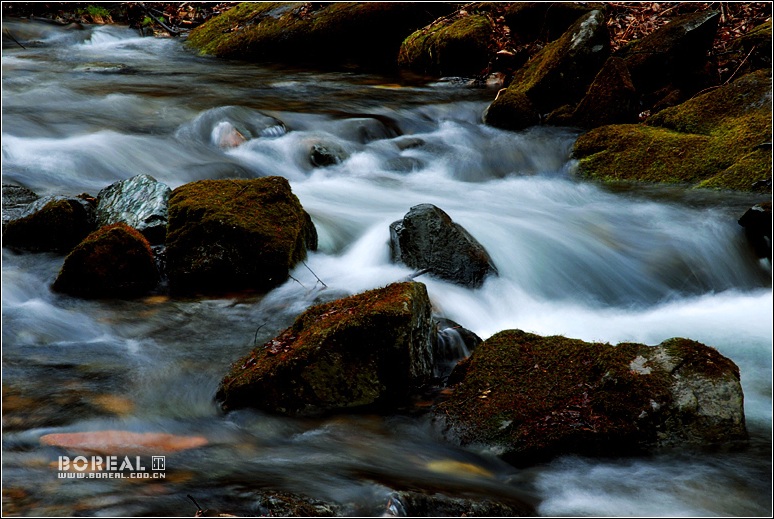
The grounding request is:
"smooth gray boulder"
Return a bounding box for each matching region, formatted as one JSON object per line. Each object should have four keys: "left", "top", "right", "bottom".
{"left": 96, "top": 174, "right": 171, "bottom": 245}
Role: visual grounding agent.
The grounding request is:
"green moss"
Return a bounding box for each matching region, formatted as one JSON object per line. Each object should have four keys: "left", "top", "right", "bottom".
{"left": 438, "top": 329, "right": 674, "bottom": 461}
{"left": 398, "top": 14, "right": 494, "bottom": 76}
{"left": 573, "top": 70, "right": 773, "bottom": 191}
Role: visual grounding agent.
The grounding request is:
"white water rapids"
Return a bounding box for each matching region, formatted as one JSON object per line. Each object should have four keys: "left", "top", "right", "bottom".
{"left": 2, "top": 20, "right": 771, "bottom": 516}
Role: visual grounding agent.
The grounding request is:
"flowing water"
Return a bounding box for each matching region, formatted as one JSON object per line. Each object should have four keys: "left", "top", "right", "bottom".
{"left": 1, "top": 20, "right": 771, "bottom": 517}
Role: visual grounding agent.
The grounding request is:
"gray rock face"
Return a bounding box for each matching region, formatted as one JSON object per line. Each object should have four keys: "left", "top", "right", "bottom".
{"left": 96, "top": 174, "right": 171, "bottom": 245}
{"left": 390, "top": 204, "right": 497, "bottom": 288}
{"left": 3, "top": 194, "right": 95, "bottom": 252}
{"left": 2, "top": 184, "right": 39, "bottom": 230}
{"left": 217, "top": 282, "right": 435, "bottom": 416}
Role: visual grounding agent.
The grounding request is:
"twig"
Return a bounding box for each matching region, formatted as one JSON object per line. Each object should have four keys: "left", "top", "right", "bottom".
{"left": 408, "top": 268, "right": 432, "bottom": 280}
{"left": 187, "top": 494, "right": 206, "bottom": 516}
{"left": 288, "top": 274, "right": 306, "bottom": 289}
{"left": 138, "top": 2, "right": 181, "bottom": 35}
{"left": 301, "top": 260, "right": 327, "bottom": 288}
{"left": 4, "top": 28, "right": 26, "bottom": 49}
{"left": 724, "top": 44, "right": 756, "bottom": 85}
{"left": 253, "top": 323, "right": 266, "bottom": 346}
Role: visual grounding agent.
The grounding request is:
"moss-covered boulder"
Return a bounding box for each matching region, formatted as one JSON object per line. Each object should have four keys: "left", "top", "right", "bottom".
{"left": 484, "top": 10, "right": 610, "bottom": 131}
{"left": 186, "top": 2, "right": 452, "bottom": 69}
{"left": 572, "top": 69, "right": 772, "bottom": 191}
{"left": 728, "top": 19, "right": 772, "bottom": 77}
{"left": 165, "top": 177, "right": 317, "bottom": 295}
{"left": 52, "top": 223, "right": 159, "bottom": 298}
{"left": 398, "top": 12, "right": 494, "bottom": 77}
{"left": 550, "top": 56, "right": 639, "bottom": 128}
{"left": 436, "top": 330, "right": 746, "bottom": 464}
{"left": 503, "top": 2, "right": 598, "bottom": 44}
{"left": 389, "top": 204, "right": 497, "bottom": 288}
{"left": 618, "top": 10, "right": 720, "bottom": 110}
{"left": 216, "top": 282, "right": 435, "bottom": 416}
{"left": 2, "top": 195, "right": 95, "bottom": 252}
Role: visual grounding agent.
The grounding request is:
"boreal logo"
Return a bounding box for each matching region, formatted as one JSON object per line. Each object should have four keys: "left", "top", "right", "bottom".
{"left": 57, "top": 455, "right": 166, "bottom": 479}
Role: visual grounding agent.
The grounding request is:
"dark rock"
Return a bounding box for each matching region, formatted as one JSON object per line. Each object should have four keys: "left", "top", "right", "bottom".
{"left": 329, "top": 117, "right": 397, "bottom": 144}
{"left": 3, "top": 194, "right": 95, "bottom": 252}
{"left": 503, "top": 2, "right": 599, "bottom": 44}
{"left": 729, "top": 19, "right": 772, "bottom": 77}
{"left": 434, "top": 318, "right": 482, "bottom": 378}
{"left": 310, "top": 142, "right": 348, "bottom": 168}
{"left": 619, "top": 10, "right": 721, "bottom": 109}
{"left": 253, "top": 491, "right": 341, "bottom": 517}
{"left": 2, "top": 184, "right": 39, "bottom": 230}
{"left": 484, "top": 10, "right": 610, "bottom": 131}
{"left": 738, "top": 201, "right": 772, "bottom": 260}
{"left": 436, "top": 330, "right": 747, "bottom": 465}
{"left": 95, "top": 174, "right": 171, "bottom": 245}
{"left": 398, "top": 13, "right": 494, "bottom": 77}
{"left": 165, "top": 177, "right": 317, "bottom": 295}
{"left": 388, "top": 490, "right": 536, "bottom": 517}
{"left": 390, "top": 204, "right": 497, "bottom": 288}
{"left": 216, "top": 282, "right": 435, "bottom": 416}
{"left": 186, "top": 3, "right": 454, "bottom": 70}
{"left": 52, "top": 223, "right": 159, "bottom": 298}
{"left": 572, "top": 69, "right": 773, "bottom": 191}
{"left": 558, "top": 56, "right": 639, "bottom": 128}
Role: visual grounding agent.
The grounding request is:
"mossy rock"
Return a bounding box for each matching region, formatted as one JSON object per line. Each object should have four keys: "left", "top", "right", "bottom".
{"left": 3, "top": 195, "right": 95, "bottom": 253}
{"left": 186, "top": 2, "right": 452, "bottom": 69}
{"left": 573, "top": 69, "right": 773, "bottom": 191}
{"left": 484, "top": 10, "right": 610, "bottom": 131}
{"left": 52, "top": 223, "right": 159, "bottom": 299}
{"left": 436, "top": 330, "right": 746, "bottom": 464}
{"left": 730, "top": 19, "right": 772, "bottom": 76}
{"left": 165, "top": 177, "right": 317, "bottom": 295}
{"left": 216, "top": 282, "right": 435, "bottom": 416}
{"left": 398, "top": 13, "right": 494, "bottom": 77}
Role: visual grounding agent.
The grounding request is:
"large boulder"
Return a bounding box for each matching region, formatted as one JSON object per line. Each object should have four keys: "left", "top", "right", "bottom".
{"left": 216, "top": 282, "right": 435, "bottom": 416}
{"left": 572, "top": 69, "right": 773, "bottom": 191}
{"left": 483, "top": 10, "right": 610, "bottom": 131}
{"left": 618, "top": 10, "right": 720, "bottom": 110}
{"left": 95, "top": 174, "right": 171, "bottom": 245}
{"left": 165, "top": 177, "right": 317, "bottom": 295}
{"left": 2, "top": 194, "right": 95, "bottom": 252}
{"left": 52, "top": 223, "right": 159, "bottom": 298}
{"left": 398, "top": 12, "right": 494, "bottom": 77}
{"left": 390, "top": 204, "right": 497, "bottom": 288}
{"left": 436, "top": 330, "right": 747, "bottom": 464}
{"left": 186, "top": 3, "right": 453, "bottom": 69}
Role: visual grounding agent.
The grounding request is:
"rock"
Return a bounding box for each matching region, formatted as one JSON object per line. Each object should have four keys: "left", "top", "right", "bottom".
{"left": 186, "top": 3, "right": 453, "bottom": 69}
{"left": 2, "top": 194, "right": 95, "bottom": 252}
{"left": 436, "top": 330, "right": 746, "bottom": 464}
{"left": 95, "top": 174, "right": 171, "bottom": 245}
{"left": 729, "top": 20, "right": 772, "bottom": 77}
{"left": 572, "top": 69, "right": 772, "bottom": 191}
{"left": 165, "top": 177, "right": 317, "bottom": 295}
{"left": 618, "top": 10, "right": 720, "bottom": 109}
{"left": 2, "top": 184, "right": 39, "bottom": 230}
{"left": 738, "top": 201, "right": 772, "bottom": 260}
{"left": 551, "top": 56, "right": 638, "bottom": 128}
{"left": 253, "top": 491, "right": 341, "bottom": 517}
{"left": 484, "top": 10, "right": 610, "bottom": 131}
{"left": 310, "top": 141, "right": 348, "bottom": 168}
{"left": 52, "top": 223, "right": 159, "bottom": 299}
{"left": 390, "top": 204, "right": 497, "bottom": 288}
{"left": 387, "top": 490, "right": 536, "bottom": 517}
{"left": 216, "top": 282, "right": 435, "bottom": 416}
{"left": 40, "top": 430, "right": 208, "bottom": 454}
{"left": 503, "top": 2, "right": 599, "bottom": 44}
{"left": 398, "top": 12, "right": 494, "bottom": 77}
{"left": 212, "top": 121, "right": 248, "bottom": 149}
{"left": 435, "top": 318, "right": 482, "bottom": 378}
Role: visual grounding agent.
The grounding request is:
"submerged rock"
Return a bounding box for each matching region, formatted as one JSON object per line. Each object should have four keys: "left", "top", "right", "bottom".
{"left": 309, "top": 141, "right": 348, "bottom": 168}
{"left": 390, "top": 204, "right": 497, "bottom": 288}
{"left": 484, "top": 10, "right": 610, "bottom": 131}
{"left": 436, "top": 330, "right": 747, "bottom": 464}
{"left": 572, "top": 69, "right": 773, "bottom": 191}
{"left": 95, "top": 174, "right": 171, "bottom": 245}
{"left": 3, "top": 194, "right": 95, "bottom": 252}
{"left": 738, "top": 200, "right": 772, "bottom": 260}
{"left": 216, "top": 282, "right": 435, "bottom": 416}
{"left": 52, "top": 223, "right": 159, "bottom": 299}
{"left": 165, "top": 177, "right": 317, "bottom": 295}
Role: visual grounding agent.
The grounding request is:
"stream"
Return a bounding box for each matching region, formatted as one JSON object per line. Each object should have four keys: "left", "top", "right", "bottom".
{"left": 2, "top": 19, "right": 772, "bottom": 517}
